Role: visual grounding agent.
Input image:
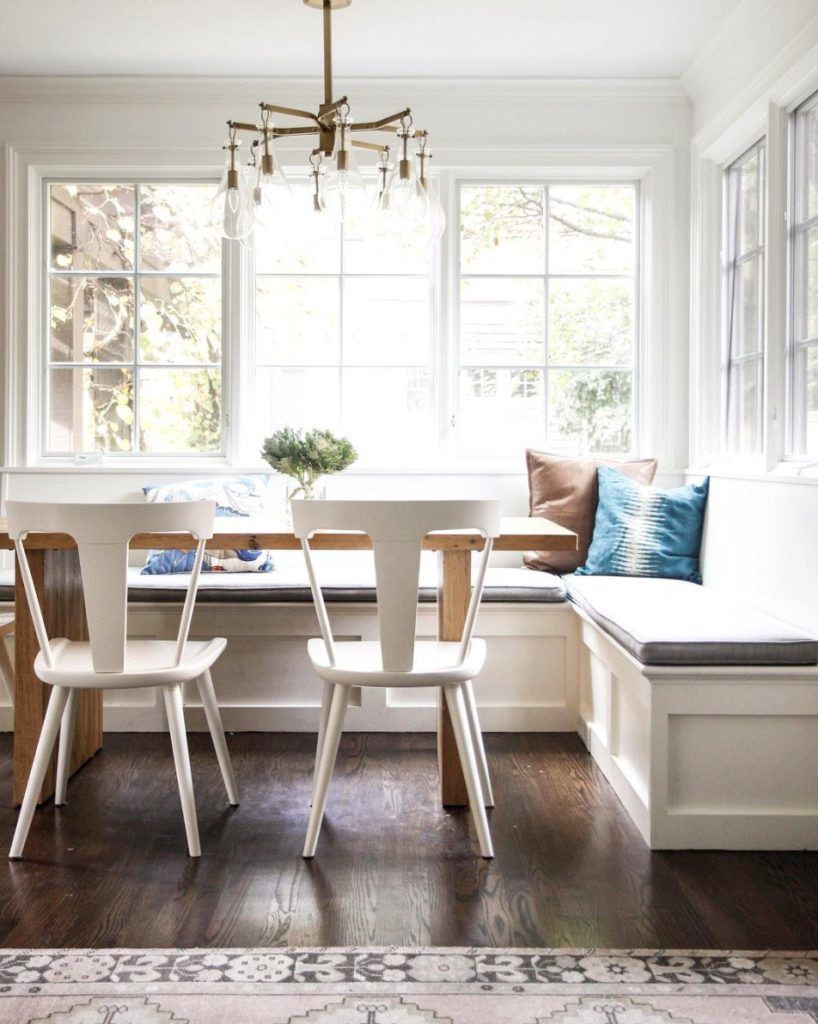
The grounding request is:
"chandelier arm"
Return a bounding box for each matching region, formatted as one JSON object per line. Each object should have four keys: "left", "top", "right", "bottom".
{"left": 229, "top": 120, "right": 263, "bottom": 133}
{"left": 316, "top": 96, "right": 350, "bottom": 124}
{"left": 352, "top": 109, "right": 412, "bottom": 132}
{"left": 350, "top": 139, "right": 389, "bottom": 153}
{"left": 261, "top": 102, "right": 322, "bottom": 124}
{"left": 271, "top": 126, "right": 324, "bottom": 137}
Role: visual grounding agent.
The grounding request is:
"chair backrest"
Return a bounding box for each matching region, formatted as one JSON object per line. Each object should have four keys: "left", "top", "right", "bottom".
{"left": 6, "top": 500, "right": 216, "bottom": 674}
{"left": 292, "top": 499, "right": 502, "bottom": 672}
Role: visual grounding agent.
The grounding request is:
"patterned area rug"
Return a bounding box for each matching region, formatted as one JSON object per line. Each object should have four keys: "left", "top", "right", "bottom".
{"left": 1, "top": 948, "right": 818, "bottom": 1023}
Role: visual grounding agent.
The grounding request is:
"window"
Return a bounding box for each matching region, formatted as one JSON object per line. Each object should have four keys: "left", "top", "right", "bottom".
{"left": 456, "top": 183, "right": 637, "bottom": 457}
{"left": 790, "top": 92, "right": 818, "bottom": 456}
{"left": 47, "top": 182, "right": 223, "bottom": 455}
{"left": 39, "top": 172, "right": 644, "bottom": 466}
{"left": 251, "top": 185, "right": 434, "bottom": 464}
{"left": 723, "top": 141, "right": 765, "bottom": 455}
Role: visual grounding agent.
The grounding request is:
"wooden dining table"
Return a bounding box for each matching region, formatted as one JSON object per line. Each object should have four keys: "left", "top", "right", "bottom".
{"left": 0, "top": 515, "right": 576, "bottom": 809}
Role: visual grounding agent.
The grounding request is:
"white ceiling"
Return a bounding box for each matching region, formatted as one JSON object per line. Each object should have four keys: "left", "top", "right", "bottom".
{"left": 0, "top": 0, "right": 741, "bottom": 79}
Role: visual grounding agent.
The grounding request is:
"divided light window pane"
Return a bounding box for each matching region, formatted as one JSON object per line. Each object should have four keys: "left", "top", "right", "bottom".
{"left": 458, "top": 183, "right": 636, "bottom": 457}
{"left": 791, "top": 93, "right": 818, "bottom": 456}
{"left": 46, "top": 182, "right": 223, "bottom": 455}
{"left": 252, "top": 186, "right": 434, "bottom": 463}
{"left": 723, "top": 141, "right": 765, "bottom": 456}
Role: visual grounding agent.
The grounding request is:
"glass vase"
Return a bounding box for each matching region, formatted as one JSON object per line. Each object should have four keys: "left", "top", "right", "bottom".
{"left": 283, "top": 479, "right": 326, "bottom": 526}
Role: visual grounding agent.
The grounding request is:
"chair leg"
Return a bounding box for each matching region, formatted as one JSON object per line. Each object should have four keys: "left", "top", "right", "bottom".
{"left": 443, "top": 683, "right": 494, "bottom": 859}
{"left": 163, "top": 684, "right": 201, "bottom": 858}
{"left": 54, "top": 688, "right": 78, "bottom": 807}
{"left": 303, "top": 684, "right": 348, "bottom": 859}
{"left": 9, "top": 685, "right": 70, "bottom": 860}
{"left": 312, "top": 681, "right": 333, "bottom": 801}
{"left": 195, "top": 669, "right": 239, "bottom": 806}
{"left": 463, "top": 679, "right": 494, "bottom": 807}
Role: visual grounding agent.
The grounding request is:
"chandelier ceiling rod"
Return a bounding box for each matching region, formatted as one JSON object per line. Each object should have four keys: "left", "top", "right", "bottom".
{"left": 226, "top": 0, "right": 416, "bottom": 157}
{"left": 322, "top": 0, "right": 333, "bottom": 108}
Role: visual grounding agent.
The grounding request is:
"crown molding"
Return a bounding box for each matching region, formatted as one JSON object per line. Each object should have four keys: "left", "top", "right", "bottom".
{"left": 0, "top": 74, "right": 689, "bottom": 107}
{"left": 683, "top": 0, "right": 818, "bottom": 146}
{"left": 680, "top": 0, "right": 779, "bottom": 98}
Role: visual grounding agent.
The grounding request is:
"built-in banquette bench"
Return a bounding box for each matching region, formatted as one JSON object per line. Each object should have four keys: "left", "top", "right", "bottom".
{"left": 1, "top": 479, "right": 817, "bottom": 851}
{"left": 0, "top": 557, "right": 581, "bottom": 738}
{"left": 570, "top": 473, "right": 818, "bottom": 851}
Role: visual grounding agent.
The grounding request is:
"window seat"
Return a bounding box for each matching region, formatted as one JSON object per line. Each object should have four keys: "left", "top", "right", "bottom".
{"left": 570, "top": 574, "right": 818, "bottom": 851}
{"left": 0, "top": 565, "right": 568, "bottom": 605}
{"left": 566, "top": 575, "right": 818, "bottom": 666}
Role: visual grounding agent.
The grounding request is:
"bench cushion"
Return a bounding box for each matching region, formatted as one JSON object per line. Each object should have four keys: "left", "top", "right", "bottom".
{"left": 125, "top": 566, "right": 567, "bottom": 604}
{"left": 567, "top": 575, "right": 818, "bottom": 666}
{"left": 0, "top": 567, "right": 568, "bottom": 605}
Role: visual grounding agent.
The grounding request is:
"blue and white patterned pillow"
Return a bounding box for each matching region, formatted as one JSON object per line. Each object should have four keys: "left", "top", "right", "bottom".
{"left": 577, "top": 467, "right": 709, "bottom": 583}
{"left": 141, "top": 475, "right": 274, "bottom": 575}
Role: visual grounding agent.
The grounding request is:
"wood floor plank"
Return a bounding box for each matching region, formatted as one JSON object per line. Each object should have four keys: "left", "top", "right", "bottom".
{"left": 1, "top": 732, "right": 817, "bottom": 949}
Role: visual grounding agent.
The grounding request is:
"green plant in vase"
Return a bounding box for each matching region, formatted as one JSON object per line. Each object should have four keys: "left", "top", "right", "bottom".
{"left": 261, "top": 427, "right": 358, "bottom": 516}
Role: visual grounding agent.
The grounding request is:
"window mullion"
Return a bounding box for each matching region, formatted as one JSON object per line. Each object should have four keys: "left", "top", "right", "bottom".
{"left": 133, "top": 181, "right": 141, "bottom": 454}
{"left": 543, "top": 185, "right": 549, "bottom": 446}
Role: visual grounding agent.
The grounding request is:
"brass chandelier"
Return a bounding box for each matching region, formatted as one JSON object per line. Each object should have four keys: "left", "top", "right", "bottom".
{"left": 212, "top": 0, "right": 445, "bottom": 243}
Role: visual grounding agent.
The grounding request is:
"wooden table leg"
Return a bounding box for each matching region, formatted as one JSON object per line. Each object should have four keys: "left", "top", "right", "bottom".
{"left": 13, "top": 548, "right": 102, "bottom": 806}
{"left": 437, "top": 549, "right": 471, "bottom": 807}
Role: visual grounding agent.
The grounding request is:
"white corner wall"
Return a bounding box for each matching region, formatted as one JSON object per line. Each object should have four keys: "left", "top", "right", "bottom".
{"left": 686, "top": 0, "right": 818, "bottom": 640}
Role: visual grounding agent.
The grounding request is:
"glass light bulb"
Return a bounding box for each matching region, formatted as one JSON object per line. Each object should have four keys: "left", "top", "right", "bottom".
{"left": 386, "top": 165, "right": 428, "bottom": 222}
{"left": 211, "top": 145, "right": 255, "bottom": 241}
{"left": 423, "top": 181, "right": 446, "bottom": 244}
{"left": 254, "top": 140, "right": 293, "bottom": 229}
{"left": 324, "top": 119, "right": 368, "bottom": 223}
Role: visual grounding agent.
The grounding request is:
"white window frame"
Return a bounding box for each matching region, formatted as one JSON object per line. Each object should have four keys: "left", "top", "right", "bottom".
{"left": 8, "top": 147, "right": 671, "bottom": 475}
{"left": 787, "top": 89, "right": 818, "bottom": 460}
{"left": 689, "top": 55, "right": 818, "bottom": 483}
{"left": 452, "top": 176, "right": 641, "bottom": 460}
{"left": 721, "top": 140, "right": 766, "bottom": 456}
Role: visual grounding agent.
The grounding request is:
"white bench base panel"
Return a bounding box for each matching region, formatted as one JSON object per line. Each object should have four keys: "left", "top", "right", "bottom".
{"left": 0, "top": 598, "right": 580, "bottom": 735}
{"left": 575, "top": 608, "right": 818, "bottom": 851}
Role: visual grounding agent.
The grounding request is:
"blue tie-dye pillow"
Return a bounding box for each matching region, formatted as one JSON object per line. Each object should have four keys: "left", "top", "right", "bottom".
{"left": 577, "top": 467, "right": 709, "bottom": 583}
{"left": 141, "top": 475, "right": 274, "bottom": 574}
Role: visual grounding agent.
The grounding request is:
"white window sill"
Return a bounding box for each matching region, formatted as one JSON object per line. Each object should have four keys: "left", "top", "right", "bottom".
{"left": 5, "top": 460, "right": 531, "bottom": 478}
{"left": 686, "top": 459, "right": 818, "bottom": 486}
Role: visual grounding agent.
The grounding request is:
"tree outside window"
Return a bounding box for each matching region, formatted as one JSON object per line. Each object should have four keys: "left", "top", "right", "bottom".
{"left": 458, "top": 182, "right": 637, "bottom": 457}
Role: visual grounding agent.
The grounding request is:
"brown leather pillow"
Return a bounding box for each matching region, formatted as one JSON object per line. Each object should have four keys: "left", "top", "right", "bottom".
{"left": 524, "top": 450, "right": 658, "bottom": 574}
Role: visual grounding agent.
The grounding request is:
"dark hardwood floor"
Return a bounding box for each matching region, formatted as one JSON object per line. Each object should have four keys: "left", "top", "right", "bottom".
{"left": 0, "top": 732, "right": 816, "bottom": 949}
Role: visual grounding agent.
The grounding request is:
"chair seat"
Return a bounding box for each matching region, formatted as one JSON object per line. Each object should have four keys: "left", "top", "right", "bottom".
{"left": 34, "top": 637, "right": 227, "bottom": 689}
{"left": 0, "top": 612, "right": 13, "bottom": 633}
{"left": 306, "top": 637, "right": 487, "bottom": 687}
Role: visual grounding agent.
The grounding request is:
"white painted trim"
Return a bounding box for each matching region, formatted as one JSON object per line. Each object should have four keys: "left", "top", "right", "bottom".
{"left": 0, "top": 76, "right": 691, "bottom": 107}
{"left": 684, "top": 0, "right": 818, "bottom": 150}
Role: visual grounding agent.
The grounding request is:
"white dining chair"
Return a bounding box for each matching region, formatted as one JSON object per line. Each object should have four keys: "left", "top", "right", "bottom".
{"left": 6, "top": 499, "right": 239, "bottom": 860}
{"left": 293, "top": 498, "right": 502, "bottom": 859}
